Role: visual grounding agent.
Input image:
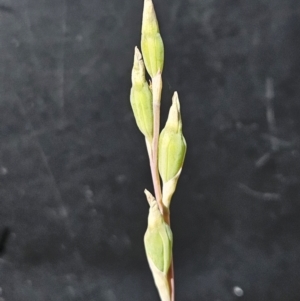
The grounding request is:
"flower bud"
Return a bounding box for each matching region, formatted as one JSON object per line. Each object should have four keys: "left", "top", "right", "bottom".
{"left": 141, "top": 0, "right": 164, "bottom": 77}
{"left": 158, "top": 92, "right": 186, "bottom": 184}
{"left": 130, "top": 47, "right": 153, "bottom": 140}
{"left": 144, "top": 190, "right": 172, "bottom": 301}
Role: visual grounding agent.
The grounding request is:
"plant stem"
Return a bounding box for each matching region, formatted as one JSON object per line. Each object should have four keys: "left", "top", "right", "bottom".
{"left": 150, "top": 72, "right": 163, "bottom": 215}
{"left": 150, "top": 72, "right": 175, "bottom": 301}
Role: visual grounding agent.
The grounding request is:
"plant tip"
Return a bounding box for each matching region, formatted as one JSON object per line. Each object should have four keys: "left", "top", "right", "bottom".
{"left": 134, "top": 46, "right": 142, "bottom": 61}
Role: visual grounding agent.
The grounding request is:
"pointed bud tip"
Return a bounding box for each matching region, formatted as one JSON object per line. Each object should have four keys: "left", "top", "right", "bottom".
{"left": 134, "top": 46, "right": 142, "bottom": 61}
{"left": 165, "top": 92, "right": 182, "bottom": 132}
{"left": 142, "top": 0, "right": 159, "bottom": 34}
{"left": 132, "top": 47, "right": 146, "bottom": 86}
{"left": 172, "top": 91, "right": 180, "bottom": 112}
{"left": 144, "top": 189, "right": 155, "bottom": 205}
{"left": 143, "top": 0, "right": 156, "bottom": 18}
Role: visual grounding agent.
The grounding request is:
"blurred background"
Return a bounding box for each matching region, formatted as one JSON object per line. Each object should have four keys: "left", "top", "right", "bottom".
{"left": 0, "top": 0, "right": 300, "bottom": 300}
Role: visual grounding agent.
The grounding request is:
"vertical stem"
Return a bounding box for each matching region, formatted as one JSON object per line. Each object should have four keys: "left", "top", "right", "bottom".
{"left": 151, "top": 72, "right": 175, "bottom": 301}
{"left": 150, "top": 72, "right": 163, "bottom": 214}
{"left": 164, "top": 211, "right": 175, "bottom": 301}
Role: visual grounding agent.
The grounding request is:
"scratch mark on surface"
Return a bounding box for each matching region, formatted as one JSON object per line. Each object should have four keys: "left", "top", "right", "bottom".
{"left": 58, "top": 0, "right": 67, "bottom": 113}
{"left": 238, "top": 183, "right": 281, "bottom": 202}
{"left": 15, "top": 93, "right": 75, "bottom": 238}
{"left": 22, "top": 1, "right": 39, "bottom": 71}
{"left": 19, "top": 1, "right": 83, "bottom": 267}
{"left": 21, "top": 1, "right": 67, "bottom": 212}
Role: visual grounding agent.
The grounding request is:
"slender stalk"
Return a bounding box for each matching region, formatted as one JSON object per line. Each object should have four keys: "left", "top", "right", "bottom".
{"left": 149, "top": 72, "right": 163, "bottom": 215}
{"left": 163, "top": 211, "right": 174, "bottom": 301}
{"left": 150, "top": 72, "right": 175, "bottom": 301}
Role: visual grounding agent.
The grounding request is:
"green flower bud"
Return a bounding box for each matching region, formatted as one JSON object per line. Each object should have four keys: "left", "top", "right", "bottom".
{"left": 144, "top": 190, "right": 172, "bottom": 301}
{"left": 130, "top": 47, "right": 153, "bottom": 140}
{"left": 141, "top": 0, "right": 164, "bottom": 77}
{"left": 144, "top": 190, "right": 173, "bottom": 275}
{"left": 158, "top": 92, "right": 187, "bottom": 184}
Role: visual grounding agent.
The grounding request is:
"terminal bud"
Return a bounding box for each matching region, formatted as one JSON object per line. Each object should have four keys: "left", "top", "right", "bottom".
{"left": 141, "top": 0, "right": 164, "bottom": 77}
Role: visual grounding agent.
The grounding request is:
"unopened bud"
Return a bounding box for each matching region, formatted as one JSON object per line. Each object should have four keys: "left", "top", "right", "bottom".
{"left": 144, "top": 189, "right": 172, "bottom": 301}
{"left": 141, "top": 0, "right": 164, "bottom": 77}
{"left": 158, "top": 92, "right": 186, "bottom": 184}
{"left": 130, "top": 47, "right": 153, "bottom": 140}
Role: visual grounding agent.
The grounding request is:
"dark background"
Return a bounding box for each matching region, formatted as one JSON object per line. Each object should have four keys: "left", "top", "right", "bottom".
{"left": 0, "top": 0, "right": 300, "bottom": 300}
